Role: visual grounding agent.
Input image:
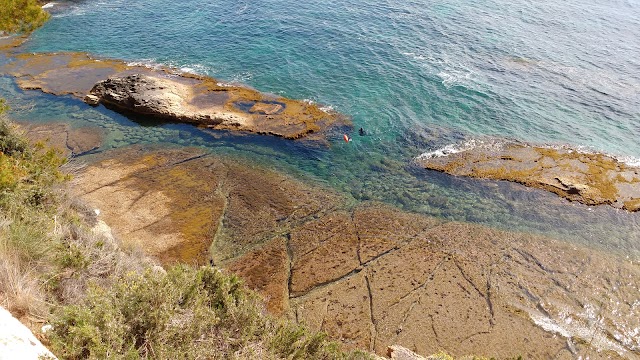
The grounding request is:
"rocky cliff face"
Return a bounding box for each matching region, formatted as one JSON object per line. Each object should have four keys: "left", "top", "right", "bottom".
{"left": 72, "top": 146, "right": 640, "bottom": 359}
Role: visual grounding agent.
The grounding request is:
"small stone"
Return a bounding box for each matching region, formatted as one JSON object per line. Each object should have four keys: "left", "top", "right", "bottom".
{"left": 152, "top": 265, "right": 167, "bottom": 275}
{"left": 41, "top": 325, "right": 53, "bottom": 334}
{"left": 84, "top": 94, "right": 100, "bottom": 106}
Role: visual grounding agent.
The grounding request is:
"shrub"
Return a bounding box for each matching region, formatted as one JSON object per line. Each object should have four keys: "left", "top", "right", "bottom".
{"left": 0, "top": 0, "right": 50, "bottom": 34}
{"left": 0, "top": 100, "right": 69, "bottom": 317}
{"left": 50, "top": 266, "right": 370, "bottom": 360}
{"left": 0, "top": 117, "right": 68, "bottom": 211}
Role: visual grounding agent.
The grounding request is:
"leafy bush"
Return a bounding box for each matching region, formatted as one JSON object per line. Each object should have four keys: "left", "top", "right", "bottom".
{"left": 50, "top": 266, "right": 371, "bottom": 360}
{"left": 0, "top": 112, "right": 67, "bottom": 212}
{"left": 0, "top": 0, "right": 50, "bottom": 34}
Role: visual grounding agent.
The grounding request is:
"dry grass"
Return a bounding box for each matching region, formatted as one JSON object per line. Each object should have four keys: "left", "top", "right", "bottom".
{"left": 53, "top": 210, "right": 153, "bottom": 305}
{"left": 0, "top": 254, "right": 47, "bottom": 319}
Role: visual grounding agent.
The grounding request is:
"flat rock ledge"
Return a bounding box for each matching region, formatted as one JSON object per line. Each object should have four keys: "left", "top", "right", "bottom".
{"left": 0, "top": 52, "right": 349, "bottom": 140}
{"left": 417, "top": 143, "right": 640, "bottom": 211}
{"left": 74, "top": 147, "right": 640, "bottom": 359}
{"left": 20, "top": 122, "right": 103, "bottom": 157}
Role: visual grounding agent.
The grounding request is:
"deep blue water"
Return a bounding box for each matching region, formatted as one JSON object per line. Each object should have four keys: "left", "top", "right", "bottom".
{"left": 2, "top": 0, "right": 640, "bottom": 256}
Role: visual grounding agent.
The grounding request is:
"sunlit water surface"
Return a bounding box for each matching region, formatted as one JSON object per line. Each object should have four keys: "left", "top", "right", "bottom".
{"left": 2, "top": 0, "right": 640, "bottom": 258}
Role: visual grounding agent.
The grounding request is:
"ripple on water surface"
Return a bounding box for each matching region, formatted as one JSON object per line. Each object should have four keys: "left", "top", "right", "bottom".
{"left": 1, "top": 74, "right": 638, "bottom": 261}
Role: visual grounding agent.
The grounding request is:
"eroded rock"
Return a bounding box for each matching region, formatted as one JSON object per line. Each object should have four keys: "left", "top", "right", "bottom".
{"left": 1, "top": 52, "right": 349, "bottom": 140}
{"left": 417, "top": 143, "right": 640, "bottom": 211}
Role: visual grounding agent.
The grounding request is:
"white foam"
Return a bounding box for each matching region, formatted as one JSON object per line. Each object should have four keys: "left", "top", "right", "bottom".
{"left": 526, "top": 306, "right": 630, "bottom": 357}
{"left": 126, "top": 59, "right": 163, "bottom": 70}
{"left": 538, "top": 143, "right": 640, "bottom": 168}
{"left": 613, "top": 155, "right": 640, "bottom": 168}
{"left": 175, "top": 63, "right": 212, "bottom": 76}
{"left": 52, "top": 6, "right": 86, "bottom": 18}
{"left": 42, "top": 2, "right": 56, "bottom": 9}
{"left": 416, "top": 139, "right": 640, "bottom": 169}
{"left": 231, "top": 71, "right": 253, "bottom": 83}
{"left": 437, "top": 69, "right": 474, "bottom": 88}
{"left": 415, "top": 139, "right": 506, "bottom": 160}
{"left": 319, "top": 105, "right": 334, "bottom": 113}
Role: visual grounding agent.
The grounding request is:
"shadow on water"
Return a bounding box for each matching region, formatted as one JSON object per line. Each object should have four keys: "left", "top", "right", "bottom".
{"left": 1, "top": 75, "right": 639, "bottom": 260}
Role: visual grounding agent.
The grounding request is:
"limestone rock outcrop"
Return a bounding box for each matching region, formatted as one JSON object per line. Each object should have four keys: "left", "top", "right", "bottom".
{"left": 89, "top": 75, "right": 203, "bottom": 119}
{"left": 417, "top": 142, "right": 640, "bottom": 211}
{"left": 0, "top": 306, "right": 56, "bottom": 360}
{"left": 1, "top": 52, "right": 349, "bottom": 140}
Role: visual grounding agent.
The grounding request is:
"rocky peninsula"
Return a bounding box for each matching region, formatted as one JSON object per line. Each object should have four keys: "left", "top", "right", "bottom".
{"left": 1, "top": 52, "right": 349, "bottom": 140}
{"left": 417, "top": 142, "right": 640, "bottom": 212}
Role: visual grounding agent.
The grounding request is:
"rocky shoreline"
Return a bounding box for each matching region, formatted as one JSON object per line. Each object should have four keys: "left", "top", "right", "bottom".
{"left": 69, "top": 145, "right": 639, "bottom": 359}
{"left": 1, "top": 51, "right": 349, "bottom": 140}
{"left": 3, "top": 32, "right": 640, "bottom": 359}
{"left": 4, "top": 44, "right": 640, "bottom": 212}
{"left": 417, "top": 142, "right": 640, "bottom": 212}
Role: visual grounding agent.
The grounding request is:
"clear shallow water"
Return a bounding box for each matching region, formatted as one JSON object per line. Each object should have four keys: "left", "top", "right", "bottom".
{"left": 2, "top": 0, "right": 640, "bottom": 256}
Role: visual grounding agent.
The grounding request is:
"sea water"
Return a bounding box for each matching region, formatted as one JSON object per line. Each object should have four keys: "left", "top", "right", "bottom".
{"left": 2, "top": 0, "right": 640, "bottom": 257}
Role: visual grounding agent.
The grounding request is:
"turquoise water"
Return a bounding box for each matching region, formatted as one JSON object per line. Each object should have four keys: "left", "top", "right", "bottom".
{"left": 30, "top": 0, "right": 640, "bottom": 157}
{"left": 2, "top": 0, "right": 640, "bottom": 256}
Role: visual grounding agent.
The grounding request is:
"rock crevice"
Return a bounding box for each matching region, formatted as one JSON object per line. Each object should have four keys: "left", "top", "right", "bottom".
{"left": 73, "top": 147, "right": 640, "bottom": 359}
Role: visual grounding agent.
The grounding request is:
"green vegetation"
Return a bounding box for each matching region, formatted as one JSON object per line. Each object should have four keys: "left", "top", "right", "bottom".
{"left": 0, "top": 100, "right": 370, "bottom": 359}
{"left": 51, "top": 266, "right": 369, "bottom": 359}
{"left": 0, "top": 97, "right": 71, "bottom": 319}
{"left": 0, "top": 0, "right": 50, "bottom": 34}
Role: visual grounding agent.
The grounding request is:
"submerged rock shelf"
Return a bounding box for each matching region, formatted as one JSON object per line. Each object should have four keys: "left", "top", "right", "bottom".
{"left": 72, "top": 146, "right": 640, "bottom": 359}
{"left": 1, "top": 52, "right": 349, "bottom": 140}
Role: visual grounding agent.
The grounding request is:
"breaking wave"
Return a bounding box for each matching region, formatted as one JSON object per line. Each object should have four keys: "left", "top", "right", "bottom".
{"left": 415, "top": 138, "right": 509, "bottom": 160}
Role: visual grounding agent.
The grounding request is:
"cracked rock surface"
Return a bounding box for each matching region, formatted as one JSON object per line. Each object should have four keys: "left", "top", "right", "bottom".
{"left": 75, "top": 147, "right": 640, "bottom": 359}
{"left": 21, "top": 122, "right": 103, "bottom": 157}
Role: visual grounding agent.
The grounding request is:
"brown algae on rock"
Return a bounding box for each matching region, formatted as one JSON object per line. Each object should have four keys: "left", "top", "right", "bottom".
{"left": 73, "top": 147, "right": 640, "bottom": 359}
{"left": 0, "top": 52, "right": 349, "bottom": 140}
{"left": 417, "top": 142, "right": 640, "bottom": 211}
